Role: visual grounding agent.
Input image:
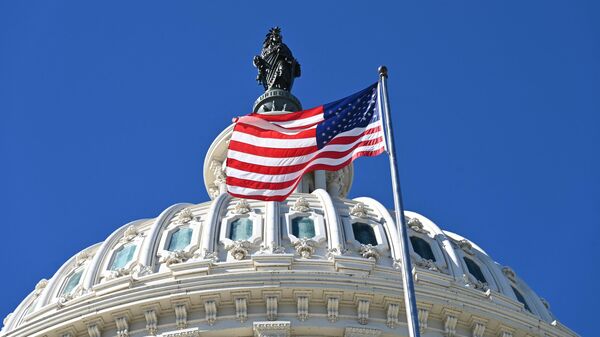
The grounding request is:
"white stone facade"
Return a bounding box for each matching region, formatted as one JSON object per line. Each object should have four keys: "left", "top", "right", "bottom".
{"left": 0, "top": 193, "right": 577, "bottom": 337}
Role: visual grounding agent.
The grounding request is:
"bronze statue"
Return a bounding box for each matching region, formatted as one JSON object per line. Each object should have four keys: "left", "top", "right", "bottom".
{"left": 253, "top": 27, "right": 301, "bottom": 92}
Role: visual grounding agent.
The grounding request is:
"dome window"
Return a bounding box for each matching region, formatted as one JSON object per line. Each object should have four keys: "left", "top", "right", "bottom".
{"left": 410, "top": 236, "right": 436, "bottom": 261}
{"left": 512, "top": 286, "right": 532, "bottom": 313}
{"left": 352, "top": 222, "right": 378, "bottom": 246}
{"left": 61, "top": 269, "right": 83, "bottom": 295}
{"left": 463, "top": 257, "right": 486, "bottom": 284}
{"left": 167, "top": 227, "right": 193, "bottom": 251}
{"left": 110, "top": 244, "right": 136, "bottom": 270}
{"left": 291, "top": 216, "right": 316, "bottom": 239}
{"left": 229, "top": 217, "right": 253, "bottom": 241}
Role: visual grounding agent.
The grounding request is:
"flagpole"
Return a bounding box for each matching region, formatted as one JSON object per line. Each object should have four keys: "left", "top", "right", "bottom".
{"left": 378, "top": 65, "right": 421, "bottom": 337}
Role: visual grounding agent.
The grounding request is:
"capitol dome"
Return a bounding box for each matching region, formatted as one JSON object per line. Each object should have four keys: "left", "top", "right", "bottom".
{"left": 0, "top": 189, "right": 577, "bottom": 337}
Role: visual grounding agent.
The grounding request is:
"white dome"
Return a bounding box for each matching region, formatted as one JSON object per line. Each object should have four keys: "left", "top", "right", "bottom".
{"left": 1, "top": 192, "right": 576, "bottom": 337}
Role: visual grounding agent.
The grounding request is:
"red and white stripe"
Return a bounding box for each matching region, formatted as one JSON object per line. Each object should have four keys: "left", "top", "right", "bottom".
{"left": 225, "top": 107, "right": 385, "bottom": 201}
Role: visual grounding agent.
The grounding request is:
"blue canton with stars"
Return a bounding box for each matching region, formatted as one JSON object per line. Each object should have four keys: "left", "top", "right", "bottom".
{"left": 316, "top": 83, "right": 379, "bottom": 149}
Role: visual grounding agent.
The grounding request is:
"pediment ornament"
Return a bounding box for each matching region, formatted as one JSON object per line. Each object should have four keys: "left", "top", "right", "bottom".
{"left": 457, "top": 239, "right": 474, "bottom": 255}
{"left": 350, "top": 202, "right": 368, "bottom": 218}
{"left": 123, "top": 225, "right": 139, "bottom": 242}
{"left": 406, "top": 217, "right": 429, "bottom": 234}
{"left": 234, "top": 199, "right": 252, "bottom": 214}
{"left": 291, "top": 197, "right": 311, "bottom": 212}
{"left": 75, "top": 251, "right": 93, "bottom": 266}
{"left": 176, "top": 208, "right": 194, "bottom": 224}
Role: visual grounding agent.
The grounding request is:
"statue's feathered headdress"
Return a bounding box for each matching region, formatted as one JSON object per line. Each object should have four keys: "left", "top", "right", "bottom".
{"left": 263, "top": 27, "right": 282, "bottom": 46}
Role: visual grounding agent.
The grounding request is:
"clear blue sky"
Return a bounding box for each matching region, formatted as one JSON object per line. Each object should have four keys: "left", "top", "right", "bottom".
{"left": 0, "top": 1, "right": 598, "bottom": 335}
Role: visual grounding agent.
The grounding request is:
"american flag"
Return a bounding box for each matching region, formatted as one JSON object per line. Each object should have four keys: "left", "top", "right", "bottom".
{"left": 225, "top": 83, "right": 386, "bottom": 201}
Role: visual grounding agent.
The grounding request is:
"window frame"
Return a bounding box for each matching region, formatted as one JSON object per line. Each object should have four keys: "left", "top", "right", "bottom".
{"left": 161, "top": 222, "right": 200, "bottom": 252}
{"left": 284, "top": 211, "right": 326, "bottom": 244}
{"left": 409, "top": 236, "right": 436, "bottom": 261}
{"left": 59, "top": 267, "right": 84, "bottom": 296}
{"left": 107, "top": 243, "right": 139, "bottom": 271}
{"left": 344, "top": 217, "right": 389, "bottom": 252}
{"left": 351, "top": 222, "right": 379, "bottom": 246}
{"left": 452, "top": 239, "right": 500, "bottom": 291}
{"left": 407, "top": 231, "right": 448, "bottom": 272}
{"left": 219, "top": 212, "right": 263, "bottom": 246}
{"left": 156, "top": 214, "right": 202, "bottom": 270}
{"left": 457, "top": 253, "right": 499, "bottom": 291}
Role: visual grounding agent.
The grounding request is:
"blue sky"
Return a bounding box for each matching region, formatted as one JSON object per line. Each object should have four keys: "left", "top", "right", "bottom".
{"left": 0, "top": 1, "right": 598, "bottom": 335}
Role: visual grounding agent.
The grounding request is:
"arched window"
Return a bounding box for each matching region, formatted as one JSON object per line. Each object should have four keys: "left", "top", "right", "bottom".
{"left": 110, "top": 244, "right": 136, "bottom": 270}
{"left": 61, "top": 269, "right": 83, "bottom": 295}
{"left": 291, "top": 216, "right": 315, "bottom": 239}
{"left": 463, "top": 257, "right": 486, "bottom": 284}
{"left": 168, "top": 227, "right": 193, "bottom": 251}
{"left": 512, "top": 286, "right": 532, "bottom": 312}
{"left": 229, "top": 217, "right": 253, "bottom": 241}
{"left": 352, "top": 222, "right": 378, "bottom": 246}
{"left": 410, "top": 236, "right": 436, "bottom": 261}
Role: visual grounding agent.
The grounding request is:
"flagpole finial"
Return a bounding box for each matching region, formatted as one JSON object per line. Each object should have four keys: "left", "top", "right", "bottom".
{"left": 378, "top": 65, "right": 388, "bottom": 78}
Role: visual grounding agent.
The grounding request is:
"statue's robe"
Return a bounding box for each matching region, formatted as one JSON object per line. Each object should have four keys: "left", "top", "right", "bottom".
{"left": 260, "top": 43, "right": 300, "bottom": 91}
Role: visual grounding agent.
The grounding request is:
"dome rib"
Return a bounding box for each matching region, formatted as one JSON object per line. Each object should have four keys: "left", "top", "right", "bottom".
{"left": 139, "top": 203, "right": 192, "bottom": 269}
{"left": 200, "top": 193, "right": 230, "bottom": 256}
{"left": 312, "top": 189, "right": 344, "bottom": 254}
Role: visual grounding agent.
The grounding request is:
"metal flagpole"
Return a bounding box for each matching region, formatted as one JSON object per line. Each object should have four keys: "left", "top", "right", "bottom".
{"left": 378, "top": 65, "right": 421, "bottom": 337}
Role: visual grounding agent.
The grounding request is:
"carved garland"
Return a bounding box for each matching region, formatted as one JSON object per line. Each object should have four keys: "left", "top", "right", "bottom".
{"left": 293, "top": 238, "right": 317, "bottom": 258}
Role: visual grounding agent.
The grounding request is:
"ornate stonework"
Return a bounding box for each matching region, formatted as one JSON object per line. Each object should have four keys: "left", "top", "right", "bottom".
{"left": 176, "top": 208, "right": 194, "bottom": 224}
{"left": 292, "top": 238, "right": 316, "bottom": 258}
{"left": 122, "top": 226, "right": 139, "bottom": 242}
{"left": 234, "top": 199, "right": 252, "bottom": 214}
{"left": 225, "top": 240, "right": 252, "bottom": 260}
{"left": 457, "top": 239, "right": 474, "bottom": 255}
{"left": 406, "top": 217, "right": 429, "bottom": 234}
{"left": 349, "top": 202, "right": 368, "bottom": 218}
{"left": 159, "top": 246, "right": 200, "bottom": 267}
{"left": 359, "top": 244, "right": 380, "bottom": 260}
{"left": 253, "top": 321, "right": 291, "bottom": 337}
{"left": 290, "top": 197, "right": 310, "bottom": 212}
{"left": 344, "top": 327, "right": 381, "bottom": 337}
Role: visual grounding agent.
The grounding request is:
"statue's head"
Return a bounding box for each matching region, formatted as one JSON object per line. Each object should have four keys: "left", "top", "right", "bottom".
{"left": 264, "top": 27, "right": 282, "bottom": 47}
